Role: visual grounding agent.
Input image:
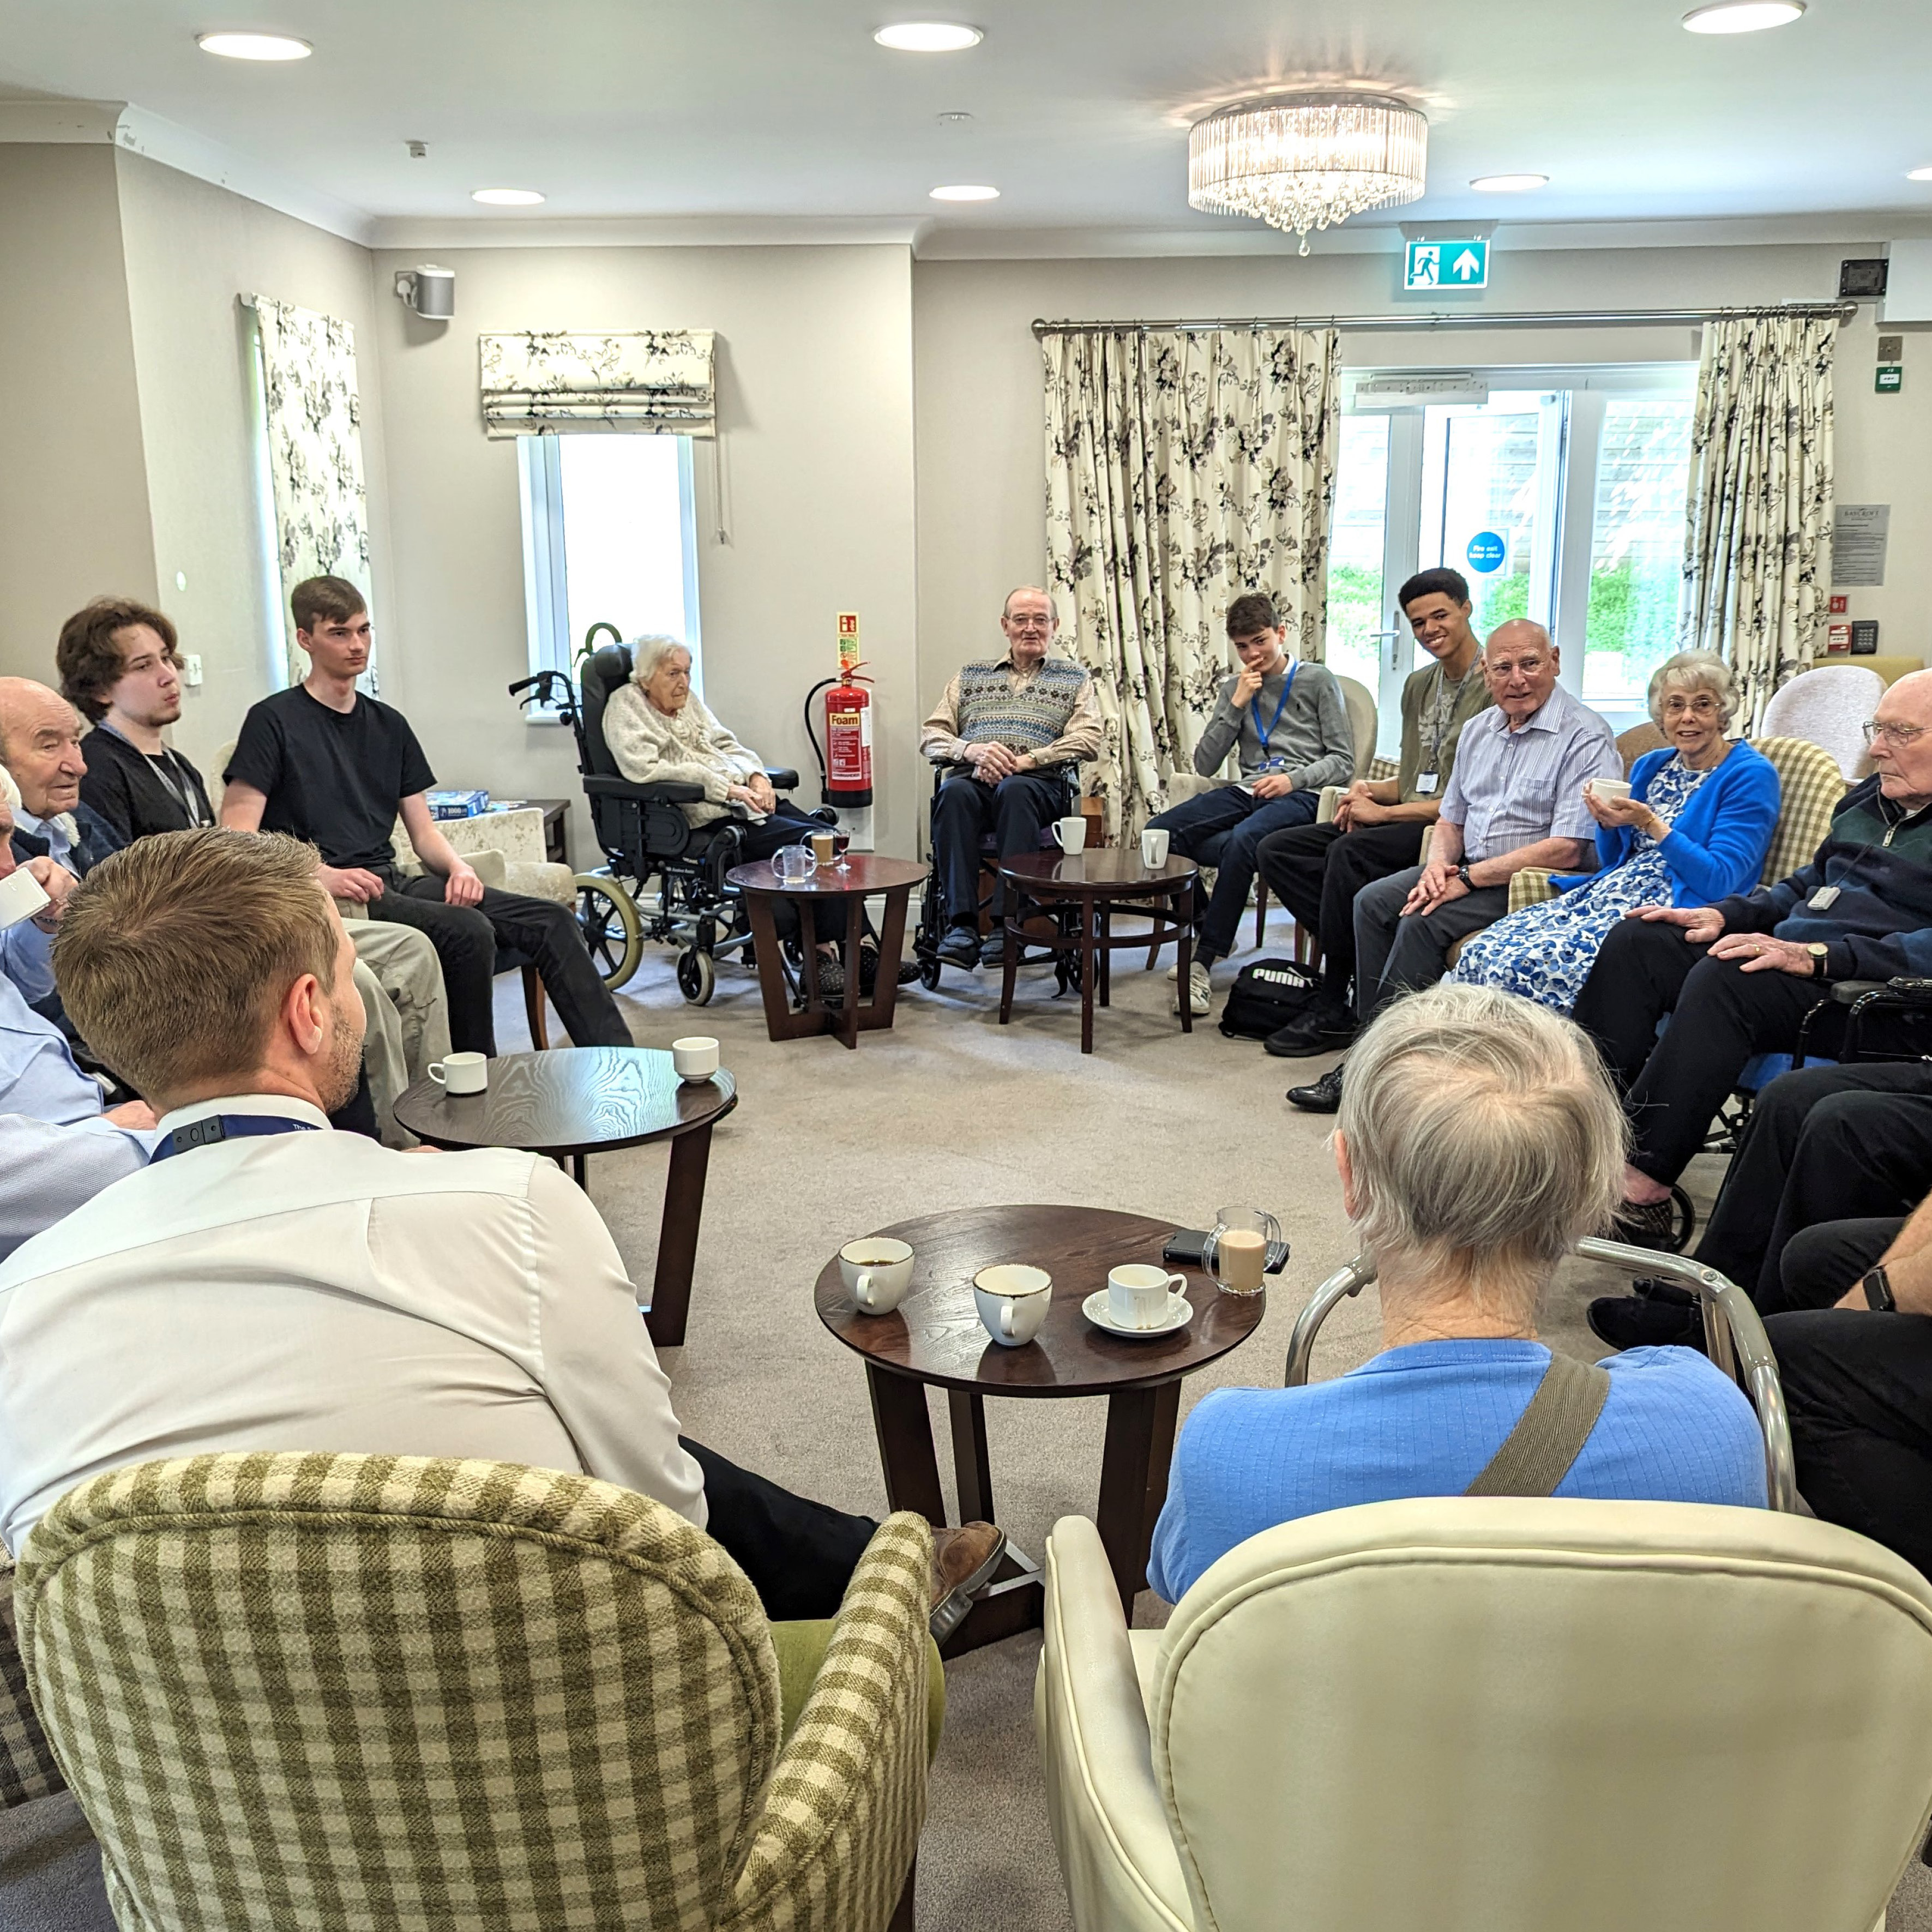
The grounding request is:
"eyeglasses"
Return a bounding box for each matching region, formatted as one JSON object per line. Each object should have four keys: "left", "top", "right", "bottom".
{"left": 1005, "top": 617, "right": 1052, "bottom": 631}
{"left": 1863, "top": 720, "right": 1927, "bottom": 748}
{"left": 1662, "top": 695, "right": 1721, "bottom": 718}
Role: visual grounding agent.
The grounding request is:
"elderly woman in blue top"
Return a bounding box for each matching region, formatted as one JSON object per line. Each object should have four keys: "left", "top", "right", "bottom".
{"left": 1448, "top": 651, "right": 1779, "bottom": 1016}
{"left": 1147, "top": 982, "right": 1766, "bottom": 1604}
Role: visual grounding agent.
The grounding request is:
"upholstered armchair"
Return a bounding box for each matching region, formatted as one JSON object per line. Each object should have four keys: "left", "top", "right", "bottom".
{"left": 0, "top": 1554, "right": 62, "bottom": 1812}
{"left": 1037, "top": 1501, "right": 1932, "bottom": 1932}
{"left": 19, "top": 1453, "right": 936, "bottom": 1932}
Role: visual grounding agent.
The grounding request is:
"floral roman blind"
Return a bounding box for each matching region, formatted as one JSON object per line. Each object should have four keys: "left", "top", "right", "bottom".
{"left": 478, "top": 332, "right": 717, "bottom": 438}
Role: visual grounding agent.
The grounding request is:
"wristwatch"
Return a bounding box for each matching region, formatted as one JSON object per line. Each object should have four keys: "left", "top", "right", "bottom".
{"left": 1455, "top": 863, "right": 1474, "bottom": 892}
{"left": 1807, "top": 942, "right": 1830, "bottom": 980}
{"left": 1863, "top": 1265, "right": 1897, "bottom": 1311}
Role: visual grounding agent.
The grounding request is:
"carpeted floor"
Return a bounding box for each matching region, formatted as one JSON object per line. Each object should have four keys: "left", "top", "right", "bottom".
{"left": 6, "top": 916, "right": 1930, "bottom": 1929}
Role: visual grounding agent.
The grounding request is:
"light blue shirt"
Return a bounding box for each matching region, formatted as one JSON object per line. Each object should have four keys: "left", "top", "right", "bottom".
{"left": 1437, "top": 684, "right": 1621, "bottom": 863}
{"left": 1148, "top": 1339, "right": 1768, "bottom": 1604}
{"left": 1, "top": 807, "right": 69, "bottom": 1006}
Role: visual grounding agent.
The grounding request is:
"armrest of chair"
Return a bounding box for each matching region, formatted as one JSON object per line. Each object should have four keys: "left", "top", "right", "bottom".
{"left": 1035, "top": 1516, "right": 1194, "bottom": 1932}
{"left": 0, "top": 1555, "right": 64, "bottom": 1808}
{"left": 583, "top": 773, "right": 705, "bottom": 805}
{"left": 1508, "top": 868, "right": 1557, "bottom": 913}
{"left": 723, "top": 1514, "right": 935, "bottom": 1932}
{"left": 763, "top": 768, "right": 801, "bottom": 791}
{"left": 1316, "top": 785, "right": 1341, "bottom": 826}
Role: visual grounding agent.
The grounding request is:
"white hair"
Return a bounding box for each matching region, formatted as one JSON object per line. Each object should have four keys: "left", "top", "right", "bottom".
{"left": 1648, "top": 649, "right": 1737, "bottom": 730}
{"left": 1337, "top": 983, "right": 1628, "bottom": 1319}
{"left": 629, "top": 636, "right": 693, "bottom": 688}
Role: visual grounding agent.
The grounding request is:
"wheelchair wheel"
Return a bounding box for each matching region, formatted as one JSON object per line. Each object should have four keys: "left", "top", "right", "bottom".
{"left": 676, "top": 947, "right": 717, "bottom": 1006}
{"left": 918, "top": 953, "right": 943, "bottom": 992}
{"left": 575, "top": 877, "right": 644, "bottom": 989}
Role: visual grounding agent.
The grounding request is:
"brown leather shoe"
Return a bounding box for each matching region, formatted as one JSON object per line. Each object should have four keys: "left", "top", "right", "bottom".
{"left": 928, "top": 1521, "right": 1007, "bottom": 1642}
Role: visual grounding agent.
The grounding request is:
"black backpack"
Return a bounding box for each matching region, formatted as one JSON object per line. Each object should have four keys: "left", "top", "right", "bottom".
{"left": 1218, "top": 957, "right": 1324, "bottom": 1039}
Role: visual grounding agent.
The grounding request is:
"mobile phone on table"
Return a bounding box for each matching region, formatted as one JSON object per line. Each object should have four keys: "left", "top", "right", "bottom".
{"left": 1163, "top": 1230, "right": 1289, "bottom": 1273}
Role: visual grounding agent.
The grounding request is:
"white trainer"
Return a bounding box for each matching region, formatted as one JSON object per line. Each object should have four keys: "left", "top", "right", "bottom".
{"left": 1175, "top": 962, "right": 1212, "bottom": 1016}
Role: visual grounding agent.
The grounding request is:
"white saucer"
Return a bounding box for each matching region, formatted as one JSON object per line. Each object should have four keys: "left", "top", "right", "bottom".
{"left": 1081, "top": 1290, "right": 1194, "bottom": 1339}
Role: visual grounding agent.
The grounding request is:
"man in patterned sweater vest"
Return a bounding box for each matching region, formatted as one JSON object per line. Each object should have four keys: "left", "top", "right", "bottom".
{"left": 919, "top": 586, "right": 1102, "bottom": 968}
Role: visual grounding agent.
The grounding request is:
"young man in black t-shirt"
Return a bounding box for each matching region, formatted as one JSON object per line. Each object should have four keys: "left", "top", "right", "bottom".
{"left": 221, "top": 577, "right": 629, "bottom": 1057}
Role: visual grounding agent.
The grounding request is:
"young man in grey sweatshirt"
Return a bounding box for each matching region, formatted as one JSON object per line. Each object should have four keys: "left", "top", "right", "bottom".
{"left": 1146, "top": 591, "right": 1356, "bottom": 1016}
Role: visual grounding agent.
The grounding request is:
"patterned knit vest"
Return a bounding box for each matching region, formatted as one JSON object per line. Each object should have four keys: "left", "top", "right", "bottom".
{"left": 956, "top": 658, "right": 1087, "bottom": 752}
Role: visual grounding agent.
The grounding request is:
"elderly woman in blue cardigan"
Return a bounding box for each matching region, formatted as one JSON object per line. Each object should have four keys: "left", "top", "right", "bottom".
{"left": 1449, "top": 651, "right": 1779, "bottom": 1016}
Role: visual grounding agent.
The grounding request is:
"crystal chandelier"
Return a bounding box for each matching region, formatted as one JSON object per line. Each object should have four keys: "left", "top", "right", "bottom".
{"left": 1188, "top": 92, "right": 1428, "bottom": 255}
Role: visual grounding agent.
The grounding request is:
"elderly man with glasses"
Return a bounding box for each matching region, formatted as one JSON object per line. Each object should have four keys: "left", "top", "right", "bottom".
{"left": 920, "top": 586, "right": 1101, "bottom": 969}
{"left": 1572, "top": 668, "right": 1932, "bottom": 1262}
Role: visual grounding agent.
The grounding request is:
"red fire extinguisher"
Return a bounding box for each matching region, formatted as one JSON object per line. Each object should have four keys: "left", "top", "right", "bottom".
{"left": 805, "top": 663, "right": 874, "bottom": 809}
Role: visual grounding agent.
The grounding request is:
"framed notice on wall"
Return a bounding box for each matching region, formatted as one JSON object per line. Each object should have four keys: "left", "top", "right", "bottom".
{"left": 1832, "top": 504, "right": 1891, "bottom": 587}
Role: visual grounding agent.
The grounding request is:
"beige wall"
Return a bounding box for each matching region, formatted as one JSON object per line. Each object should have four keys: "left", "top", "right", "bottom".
{"left": 912, "top": 243, "right": 1930, "bottom": 714}
{"left": 366, "top": 242, "right": 921, "bottom": 862}
{"left": 115, "top": 152, "right": 392, "bottom": 780}
{"left": 0, "top": 146, "right": 156, "bottom": 681}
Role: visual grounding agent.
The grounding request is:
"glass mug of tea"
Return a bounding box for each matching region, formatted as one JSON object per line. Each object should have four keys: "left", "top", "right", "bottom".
{"left": 1204, "top": 1205, "right": 1280, "bottom": 1297}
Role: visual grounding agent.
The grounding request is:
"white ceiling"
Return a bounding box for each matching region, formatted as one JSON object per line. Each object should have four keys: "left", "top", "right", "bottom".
{"left": 1, "top": 0, "right": 1929, "bottom": 251}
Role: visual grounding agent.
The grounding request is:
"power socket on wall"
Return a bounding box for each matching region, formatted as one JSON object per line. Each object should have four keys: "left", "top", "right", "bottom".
{"left": 182, "top": 654, "right": 203, "bottom": 688}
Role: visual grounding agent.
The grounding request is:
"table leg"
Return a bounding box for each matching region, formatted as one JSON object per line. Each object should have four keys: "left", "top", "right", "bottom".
{"left": 867, "top": 882, "right": 913, "bottom": 1031}
{"left": 1098, "top": 905, "right": 1112, "bottom": 1008}
{"left": 646, "top": 1122, "right": 713, "bottom": 1349}
{"left": 999, "top": 899, "right": 1020, "bottom": 1024}
{"left": 947, "top": 1389, "right": 995, "bottom": 1525}
{"left": 1079, "top": 897, "right": 1098, "bottom": 1054}
{"left": 742, "top": 892, "right": 795, "bottom": 1044}
{"left": 1176, "top": 882, "right": 1194, "bottom": 1037}
{"left": 866, "top": 1365, "right": 947, "bottom": 1524}
{"left": 839, "top": 894, "right": 864, "bottom": 1051}
{"left": 1094, "top": 1381, "right": 1182, "bottom": 1612}
{"left": 569, "top": 1151, "right": 589, "bottom": 1189}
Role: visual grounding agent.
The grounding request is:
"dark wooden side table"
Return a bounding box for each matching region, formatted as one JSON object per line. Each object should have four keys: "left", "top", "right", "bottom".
{"left": 525, "top": 797, "right": 571, "bottom": 868}
{"left": 726, "top": 853, "right": 929, "bottom": 1050}
{"left": 814, "top": 1205, "right": 1265, "bottom": 1652}
{"left": 394, "top": 1046, "right": 736, "bottom": 1349}
{"left": 996, "top": 850, "right": 1201, "bottom": 1053}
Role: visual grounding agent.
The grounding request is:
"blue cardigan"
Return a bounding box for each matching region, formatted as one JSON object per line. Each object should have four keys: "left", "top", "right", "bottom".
{"left": 1551, "top": 740, "right": 1780, "bottom": 907}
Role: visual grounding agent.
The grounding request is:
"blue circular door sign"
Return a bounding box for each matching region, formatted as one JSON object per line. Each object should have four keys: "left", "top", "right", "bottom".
{"left": 1466, "top": 531, "right": 1507, "bottom": 574}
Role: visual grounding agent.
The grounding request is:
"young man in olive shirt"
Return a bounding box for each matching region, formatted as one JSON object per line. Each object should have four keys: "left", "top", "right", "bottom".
{"left": 222, "top": 577, "right": 629, "bottom": 1058}
{"left": 1254, "top": 569, "right": 1493, "bottom": 1056}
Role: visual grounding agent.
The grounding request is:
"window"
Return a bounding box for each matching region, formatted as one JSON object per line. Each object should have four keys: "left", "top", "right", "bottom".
{"left": 517, "top": 435, "right": 702, "bottom": 697}
{"left": 1326, "top": 364, "right": 1696, "bottom": 739}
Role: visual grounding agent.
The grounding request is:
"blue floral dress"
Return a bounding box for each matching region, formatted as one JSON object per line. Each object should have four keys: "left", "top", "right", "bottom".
{"left": 1449, "top": 756, "right": 1711, "bottom": 1015}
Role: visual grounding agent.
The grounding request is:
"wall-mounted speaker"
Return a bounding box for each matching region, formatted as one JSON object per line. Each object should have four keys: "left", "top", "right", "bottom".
{"left": 394, "top": 265, "right": 456, "bottom": 320}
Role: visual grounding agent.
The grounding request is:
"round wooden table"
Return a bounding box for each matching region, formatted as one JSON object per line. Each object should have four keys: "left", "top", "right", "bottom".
{"left": 814, "top": 1204, "right": 1266, "bottom": 1650}
{"left": 995, "top": 850, "right": 1200, "bottom": 1053}
{"left": 394, "top": 1046, "right": 736, "bottom": 1350}
{"left": 726, "top": 852, "right": 930, "bottom": 1050}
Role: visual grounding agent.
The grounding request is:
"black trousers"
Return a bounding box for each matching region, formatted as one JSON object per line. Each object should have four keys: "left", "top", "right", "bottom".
{"left": 1764, "top": 1308, "right": 1932, "bottom": 1578}
{"left": 1780, "top": 1217, "right": 1905, "bottom": 1311}
{"left": 931, "top": 771, "right": 1069, "bottom": 923}
{"left": 1570, "top": 918, "right": 1828, "bottom": 1187}
{"left": 731, "top": 802, "right": 833, "bottom": 946}
{"left": 1693, "top": 1061, "right": 1932, "bottom": 1309}
{"left": 1253, "top": 818, "right": 1427, "bottom": 999}
{"left": 368, "top": 875, "right": 630, "bottom": 1057}
{"left": 683, "top": 1437, "right": 880, "bottom": 1622}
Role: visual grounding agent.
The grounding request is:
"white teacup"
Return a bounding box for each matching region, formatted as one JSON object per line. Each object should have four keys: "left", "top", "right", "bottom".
{"left": 1588, "top": 778, "right": 1632, "bottom": 804}
{"left": 973, "top": 1263, "right": 1052, "bottom": 1346}
{"left": 428, "top": 1050, "right": 488, "bottom": 1096}
{"left": 1107, "top": 1263, "right": 1185, "bottom": 1329}
{"left": 672, "top": 1036, "right": 720, "bottom": 1082}
{"left": 840, "top": 1237, "right": 914, "bottom": 1314}
{"left": 1140, "top": 827, "right": 1170, "bottom": 868}
{"left": 1054, "top": 816, "right": 1087, "bottom": 856}
{"left": 0, "top": 865, "right": 51, "bottom": 933}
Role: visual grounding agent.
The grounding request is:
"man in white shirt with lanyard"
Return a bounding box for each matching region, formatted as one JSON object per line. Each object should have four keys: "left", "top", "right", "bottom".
{"left": 0, "top": 827, "right": 1003, "bottom": 1635}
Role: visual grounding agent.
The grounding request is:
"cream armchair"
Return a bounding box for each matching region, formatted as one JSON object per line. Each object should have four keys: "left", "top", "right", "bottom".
{"left": 1038, "top": 1500, "right": 1932, "bottom": 1932}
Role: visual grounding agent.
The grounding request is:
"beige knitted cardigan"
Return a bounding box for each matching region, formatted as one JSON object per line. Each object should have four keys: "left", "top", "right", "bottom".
{"left": 602, "top": 683, "right": 765, "bottom": 826}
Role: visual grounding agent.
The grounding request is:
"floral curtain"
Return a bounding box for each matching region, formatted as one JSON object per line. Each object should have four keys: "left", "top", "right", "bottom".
{"left": 1680, "top": 312, "right": 1837, "bottom": 734}
{"left": 1043, "top": 327, "right": 1341, "bottom": 836}
{"left": 251, "top": 296, "right": 374, "bottom": 690}
{"left": 479, "top": 332, "right": 716, "bottom": 437}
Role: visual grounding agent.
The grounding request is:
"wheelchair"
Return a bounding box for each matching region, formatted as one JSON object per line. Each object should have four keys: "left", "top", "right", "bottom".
{"left": 509, "top": 643, "right": 833, "bottom": 1007}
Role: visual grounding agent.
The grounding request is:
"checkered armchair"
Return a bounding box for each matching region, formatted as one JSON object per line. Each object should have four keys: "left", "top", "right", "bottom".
{"left": 16, "top": 1453, "right": 935, "bottom": 1932}
{"left": 0, "top": 1554, "right": 62, "bottom": 1808}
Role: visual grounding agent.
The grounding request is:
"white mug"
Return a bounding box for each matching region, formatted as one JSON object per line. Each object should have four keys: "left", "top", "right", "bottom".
{"left": 428, "top": 1050, "right": 488, "bottom": 1096}
{"left": 671, "top": 1036, "right": 720, "bottom": 1081}
{"left": 1139, "top": 827, "right": 1170, "bottom": 868}
{"left": 1054, "top": 815, "right": 1087, "bottom": 856}
{"left": 840, "top": 1237, "right": 914, "bottom": 1314}
{"left": 1107, "top": 1263, "right": 1185, "bottom": 1329}
{"left": 973, "top": 1263, "right": 1052, "bottom": 1346}
{"left": 0, "top": 865, "right": 51, "bottom": 933}
{"left": 1588, "top": 778, "right": 1633, "bottom": 803}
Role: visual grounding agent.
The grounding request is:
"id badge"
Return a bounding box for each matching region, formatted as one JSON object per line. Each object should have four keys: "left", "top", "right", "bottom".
{"left": 1414, "top": 772, "right": 1439, "bottom": 796}
{"left": 1808, "top": 885, "right": 1840, "bottom": 911}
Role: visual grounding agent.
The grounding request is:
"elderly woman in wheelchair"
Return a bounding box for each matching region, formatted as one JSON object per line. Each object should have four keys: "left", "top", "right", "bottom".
{"left": 603, "top": 637, "right": 861, "bottom": 992}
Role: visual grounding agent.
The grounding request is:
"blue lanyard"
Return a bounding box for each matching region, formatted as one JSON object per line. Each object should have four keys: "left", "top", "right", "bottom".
{"left": 1250, "top": 663, "right": 1297, "bottom": 762}
{"left": 149, "top": 1115, "right": 321, "bottom": 1163}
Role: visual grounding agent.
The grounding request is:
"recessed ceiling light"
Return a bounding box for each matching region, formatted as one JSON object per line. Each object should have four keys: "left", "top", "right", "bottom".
{"left": 1470, "top": 173, "right": 1548, "bottom": 191}
{"left": 195, "top": 30, "right": 312, "bottom": 59}
{"left": 875, "top": 21, "right": 982, "bottom": 51}
{"left": 1681, "top": 1, "right": 1804, "bottom": 32}
{"left": 472, "top": 188, "right": 546, "bottom": 206}
{"left": 930, "top": 183, "right": 1000, "bottom": 202}
{"left": 1909, "top": 166, "right": 1932, "bottom": 182}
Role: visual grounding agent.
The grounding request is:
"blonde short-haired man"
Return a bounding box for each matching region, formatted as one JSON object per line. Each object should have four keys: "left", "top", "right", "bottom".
{"left": 1148, "top": 983, "right": 1766, "bottom": 1603}
{"left": 0, "top": 830, "right": 1003, "bottom": 1635}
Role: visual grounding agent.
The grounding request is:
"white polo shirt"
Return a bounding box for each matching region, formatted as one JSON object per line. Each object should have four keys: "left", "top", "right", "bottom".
{"left": 0, "top": 1094, "right": 705, "bottom": 1554}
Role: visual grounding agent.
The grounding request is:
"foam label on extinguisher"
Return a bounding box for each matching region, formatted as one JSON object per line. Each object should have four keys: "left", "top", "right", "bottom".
{"left": 829, "top": 707, "right": 868, "bottom": 786}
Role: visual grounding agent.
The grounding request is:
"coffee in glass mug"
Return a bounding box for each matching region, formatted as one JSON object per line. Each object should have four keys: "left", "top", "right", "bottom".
{"left": 1206, "top": 1203, "right": 1281, "bottom": 1298}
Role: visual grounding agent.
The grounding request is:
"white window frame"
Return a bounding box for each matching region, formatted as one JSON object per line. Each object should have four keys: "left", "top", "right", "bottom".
{"left": 516, "top": 434, "right": 704, "bottom": 715}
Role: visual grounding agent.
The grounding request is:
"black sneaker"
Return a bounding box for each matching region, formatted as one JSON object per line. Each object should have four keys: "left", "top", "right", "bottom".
{"left": 1610, "top": 1187, "right": 1695, "bottom": 1253}
{"left": 936, "top": 924, "right": 981, "bottom": 969}
{"left": 1587, "top": 1293, "right": 1706, "bottom": 1353}
{"left": 1263, "top": 1004, "right": 1357, "bottom": 1058}
{"left": 1287, "top": 1063, "right": 1345, "bottom": 1113}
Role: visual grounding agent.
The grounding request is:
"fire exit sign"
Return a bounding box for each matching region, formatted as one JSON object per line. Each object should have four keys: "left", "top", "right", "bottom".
{"left": 1405, "top": 238, "right": 1489, "bottom": 291}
